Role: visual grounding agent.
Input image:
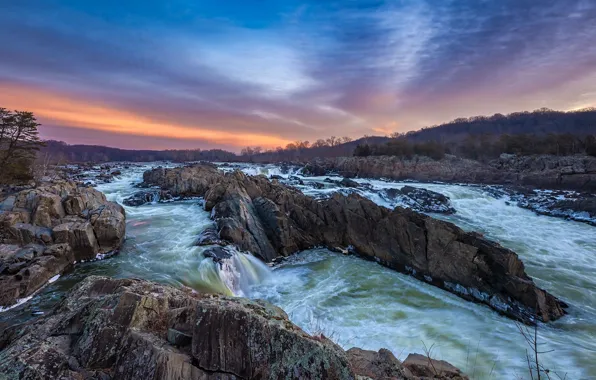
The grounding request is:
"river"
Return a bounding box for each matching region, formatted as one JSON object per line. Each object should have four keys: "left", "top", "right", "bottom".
{"left": 1, "top": 163, "right": 595, "bottom": 379}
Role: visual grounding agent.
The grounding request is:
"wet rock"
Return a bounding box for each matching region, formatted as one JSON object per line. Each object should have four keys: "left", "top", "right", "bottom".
{"left": 202, "top": 246, "right": 232, "bottom": 264}
{"left": 403, "top": 353, "right": 469, "bottom": 380}
{"left": 0, "top": 276, "right": 357, "bottom": 379}
{"left": 0, "top": 243, "right": 73, "bottom": 307}
{"left": 289, "top": 175, "right": 304, "bottom": 185}
{"left": 400, "top": 186, "right": 456, "bottom": 214}
{"left": 195, "top": 227, "right": 226, "bottom": 246}
{"left": 122, "top": 190, "right": 173, "bottom": 206}
{"left": 308, "top": 181, "right": 325, "bottom": 189}
{"left": 142, "top": 164, "right": 567, "bottom": 324}
{"left": 340, "top": 178, "right": 360, "bottom": 188}
{"left": 491, "top": 187, "right": 596, "bottom": 226}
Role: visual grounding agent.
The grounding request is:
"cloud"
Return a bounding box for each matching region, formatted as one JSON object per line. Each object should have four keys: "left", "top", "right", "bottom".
{"left": 1, "top": 0, "right": 595, "bottom": 148}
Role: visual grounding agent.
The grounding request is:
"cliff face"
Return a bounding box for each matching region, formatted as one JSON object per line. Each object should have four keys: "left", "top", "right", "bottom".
{"left": 302, "top": 154, "right": 596, "bottom": 191}
{"left": 0, "top": 276, "right": 468, "bottom": 380}
{"left": 141, "top": 164, "right": 567, "bottom": 324}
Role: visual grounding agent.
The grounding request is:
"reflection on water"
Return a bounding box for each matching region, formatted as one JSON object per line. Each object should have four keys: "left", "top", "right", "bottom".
{"left": 1, "top": 163, "right": 595, "bottom": 379}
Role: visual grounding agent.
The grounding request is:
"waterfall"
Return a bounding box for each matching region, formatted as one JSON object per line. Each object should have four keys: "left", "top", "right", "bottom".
{"left": 183, "top": 247, "right": 271, "bottom": 297}
{"left": 150, "top": 191, "right": 160, "bottom": 204}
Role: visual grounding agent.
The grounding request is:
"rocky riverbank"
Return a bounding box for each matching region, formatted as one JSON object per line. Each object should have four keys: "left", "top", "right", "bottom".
{"left": 0, "top": 181, "right": 126, "bottom": 309}
{"left": 303, "top": 154, "right": 596, "bottom": 191}
{"left": 0, "top": 276, "right": 468, "bottom": 379}
{"left": 140, "top": 164, "right": 566, "bottom": 324}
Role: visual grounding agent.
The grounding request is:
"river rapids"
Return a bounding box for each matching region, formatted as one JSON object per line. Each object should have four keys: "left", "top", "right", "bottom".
{"left": 1, "top": 162, "right": 595, "bottom": 379}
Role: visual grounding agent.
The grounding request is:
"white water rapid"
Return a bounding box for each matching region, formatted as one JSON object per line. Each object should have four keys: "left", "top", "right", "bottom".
{"left": 2, "top": 162, "right": 594, "bottom": 379}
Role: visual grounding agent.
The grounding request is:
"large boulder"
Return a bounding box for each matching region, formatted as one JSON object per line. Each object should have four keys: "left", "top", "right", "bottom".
{"left": 0, "top": 181, "right": 126, "bottom": 308}
{"left": 0, "top": 276, "right": 353, "bottom": 379}
{"left": 141, "top": 165, "right": 567, "bottom": 324}
{"left": 0, "top": 243, "right": 73, "bottom": 307}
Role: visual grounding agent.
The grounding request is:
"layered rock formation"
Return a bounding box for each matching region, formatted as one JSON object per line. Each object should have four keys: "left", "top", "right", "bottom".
{"left": 141, "top": 164, "right": 566, "bottom": 323}
{"left": 303, "top": 154, "right": 596, "bottom": 191}
{"left": 0, "top": 276, "right": 466, "bottom": 379}
{"left": 0, "top": 181, "right": 126, "bottom": 308}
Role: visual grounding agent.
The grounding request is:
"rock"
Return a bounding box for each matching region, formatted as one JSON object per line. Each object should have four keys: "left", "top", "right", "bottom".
{"left": 497, "top": 188, "right": 596, "bottom": 226}
{"left": 202, "top": 246, "right": 232, "bottom": 264}
{"left": 0, "top": 276, "right": 356, "bottom": 379}
{"left": 0, "top": 180, "right": 126, "bottom": 308}
{"left": 340, "top": 178, "right": 360, "bottom": 188}
{"left": 399, "top": 186, "right": 456, "bottom": 214}
{"left": 308, "top": 181, "right": 325, "bottom": 189}
{"left": 347, "top": 348, "right": 413, "bottom": 379}
{"left": 195, "top": 228, "right": 226, "bottom": 246}
{"left": 403, "top": 353, "right": 469, "bottom": 380}
{"left": 304, "top": 155, "right": 596, "bottom": 191}
{"left": 142, "top": 164, "right": 567, "bottom": 324}
{"left": 110, "top": 170, "right": 122, "bottom": 176}
{"left": 122, "top": 190, "right": 173, "bottom": 206}
{"left": 0, "top": 244, "right": 73, "bottom": 307}
{"left": 53, "top": 221, "right": 100, "bottom": 259}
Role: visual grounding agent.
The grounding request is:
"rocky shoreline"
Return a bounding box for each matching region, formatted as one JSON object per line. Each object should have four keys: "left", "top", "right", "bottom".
{"left": 140, "top": 164, "right": 567, "bottom": 324}
{"left": 303, "top": 155, "right": 596, "bottom": 225}
{"left": 303, "top": 154, "right": 596, "bottom": 191}
{"left": 0, "top": 181, "right": 126, "bottom": 309}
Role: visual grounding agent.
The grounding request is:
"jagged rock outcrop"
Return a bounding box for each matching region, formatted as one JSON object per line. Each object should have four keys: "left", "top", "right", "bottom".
{"left": 381, "top": 186, "right": 455, "bottom": 214}
{"left": 122, "top": 189, "right": 173, "bottom": 206}
{"left": 0, "top": 276, "right": 466, "bottom": 379}
{"left": 142, "top": 164, "right": 567, "bottom": 324}
{"left": 0, "top": 181, "right": 125, "bottom": 307}
{"left": 303, "top": 154, "right": 596, "bottom": 191}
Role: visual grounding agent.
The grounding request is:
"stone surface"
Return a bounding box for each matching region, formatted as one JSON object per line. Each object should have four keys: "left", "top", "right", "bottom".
{"left": 0, "top": 181, "right": 126, "bottom": 307}
{"left": 347, "top": 348, "right": 413, "bottom": 379}
{"left": 381, "top": 186, "right": 455, "bottom": 214}
{"left": 142, "top": 164, "right": 567, "bottom": 324}
{"left": 0, "top": 277, "right": 352, "bottom": 379}
{"left": 403, "top": 354, "right": 469, "bottom": 380}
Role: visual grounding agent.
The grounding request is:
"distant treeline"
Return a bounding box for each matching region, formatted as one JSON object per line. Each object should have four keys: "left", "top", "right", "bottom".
{"left": 401, "top": 107, "right": 596, "bottom": 142}
{"left": 355, "top": 133, "right": 596, "bottom": 160}
{"left": 354, "top": 108, "right": 596, "bottom": 160}
{"left": 40, "top": 140, "right": 237, "bottom": 163}
{"left": 34, "top": 107, "right": 596, "bottom": 165}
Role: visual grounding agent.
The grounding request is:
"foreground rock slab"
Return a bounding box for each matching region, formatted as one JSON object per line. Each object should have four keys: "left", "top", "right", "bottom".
{"left": 142, "top": 165, "right": 566, "bottom": 324}
{"left": 0, "top": 276, "right": 466, "bottom": 379}
{"left": 0, "top": 181, "right": 125, "bottom": 308}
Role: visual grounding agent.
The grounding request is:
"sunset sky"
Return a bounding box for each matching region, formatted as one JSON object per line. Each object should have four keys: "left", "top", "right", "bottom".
{"left": 1, "top": 1, "right": 595, "bottom": 151}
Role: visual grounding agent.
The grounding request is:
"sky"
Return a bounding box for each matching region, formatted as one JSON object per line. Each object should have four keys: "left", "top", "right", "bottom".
{"left": 1, "top": 0, "right": 595, "bottom": 151}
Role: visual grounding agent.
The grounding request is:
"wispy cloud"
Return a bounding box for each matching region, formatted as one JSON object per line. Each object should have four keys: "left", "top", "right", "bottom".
{"left": 1, "top": 0, "right": 595, "bottom": 149}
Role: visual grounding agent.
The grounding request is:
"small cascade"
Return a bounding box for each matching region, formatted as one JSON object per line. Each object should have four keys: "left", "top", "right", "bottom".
{"left": 150, "top": 191, "right": 160, "bottom": 204}
{"left": 219, "top": 252, "right": 272, "bottom": 296}
{"left": 185, "top": 247, "right": 271, "bottom": 297}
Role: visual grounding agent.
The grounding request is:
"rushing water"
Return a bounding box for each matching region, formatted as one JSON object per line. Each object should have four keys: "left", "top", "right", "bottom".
{"left": 1, "top": 163, "right": 595, "bottom": 379}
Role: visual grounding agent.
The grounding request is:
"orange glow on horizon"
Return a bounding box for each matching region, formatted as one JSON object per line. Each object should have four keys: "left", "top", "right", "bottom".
{"left": 0, "top": 83, "right": 292, "bottom": 148}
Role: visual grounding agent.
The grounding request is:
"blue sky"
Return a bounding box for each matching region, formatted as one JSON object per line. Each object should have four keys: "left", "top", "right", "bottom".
{"left": 1, "top": 0, "right": 595, "bottom": 150}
